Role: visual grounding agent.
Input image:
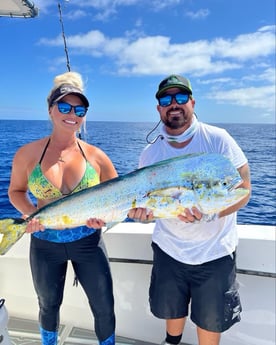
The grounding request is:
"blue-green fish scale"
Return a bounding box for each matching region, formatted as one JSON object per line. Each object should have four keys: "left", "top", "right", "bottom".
{"left": 0, "top": 153, "right": 249, "bottom": 255}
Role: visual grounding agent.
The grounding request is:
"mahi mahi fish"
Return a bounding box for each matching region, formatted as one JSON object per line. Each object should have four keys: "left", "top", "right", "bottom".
{"left": 0, "top": 153, "right": 249, "bottom": 255}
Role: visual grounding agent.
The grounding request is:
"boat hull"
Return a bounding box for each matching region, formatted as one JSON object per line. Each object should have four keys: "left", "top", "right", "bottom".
{"left": 0, "top": 224, "right": 275, "bottom": 344}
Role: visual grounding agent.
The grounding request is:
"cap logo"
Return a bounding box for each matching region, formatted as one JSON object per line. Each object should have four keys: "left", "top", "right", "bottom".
{"left": 166, "top": 76, "right": 181, "bottom": 86}
{"left": 60, "top": 85, "right": 79, "bottom": 94}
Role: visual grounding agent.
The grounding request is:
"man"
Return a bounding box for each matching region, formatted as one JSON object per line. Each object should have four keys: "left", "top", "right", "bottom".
{"left": 128, "top": 75, "right": 251, "bottom": 345}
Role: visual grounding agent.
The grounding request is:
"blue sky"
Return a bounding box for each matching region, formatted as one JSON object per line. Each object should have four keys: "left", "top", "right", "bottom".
{"left": 0, "top": 0, "right": 275, "bottom": 123}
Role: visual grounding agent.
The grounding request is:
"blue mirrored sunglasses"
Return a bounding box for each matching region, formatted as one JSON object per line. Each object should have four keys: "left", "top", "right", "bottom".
{"left": 54, "top": 102, "right": 87, "bottom": 117}
{"left": 158, "top": 93, "right": 190, "bottom": 107}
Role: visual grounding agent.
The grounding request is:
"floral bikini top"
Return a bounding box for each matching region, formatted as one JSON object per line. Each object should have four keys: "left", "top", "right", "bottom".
{"left": 28, "top": 138, "right": 100, "bottom": 200}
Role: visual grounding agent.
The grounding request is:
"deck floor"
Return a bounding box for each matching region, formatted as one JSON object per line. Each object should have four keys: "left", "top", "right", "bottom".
{"left": 6, "top": 316, "right": 191, "bottom": 345}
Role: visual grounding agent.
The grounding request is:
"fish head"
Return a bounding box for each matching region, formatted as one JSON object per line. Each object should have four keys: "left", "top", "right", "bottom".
{"left": 192, "top": 176, "right": 249, "bottom": 214}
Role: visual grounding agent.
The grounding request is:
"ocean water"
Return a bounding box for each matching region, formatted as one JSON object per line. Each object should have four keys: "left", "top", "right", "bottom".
{"left": 0, "top": 120, "right": 275, "bottom": 225}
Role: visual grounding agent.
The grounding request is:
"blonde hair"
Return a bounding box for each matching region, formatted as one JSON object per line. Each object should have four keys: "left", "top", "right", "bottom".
{"left": 48, "top": 71, "right": 85, "bottom": 97}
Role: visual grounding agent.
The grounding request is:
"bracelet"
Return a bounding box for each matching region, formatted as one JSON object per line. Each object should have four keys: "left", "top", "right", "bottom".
{"left": 201, "top": 213, "right": 219, "bottom": 223}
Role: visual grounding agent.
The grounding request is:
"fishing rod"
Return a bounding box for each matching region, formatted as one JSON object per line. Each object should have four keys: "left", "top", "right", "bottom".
{"left": 57, "top": 1, "right": 85, "bottom": 139}
{"left": 57, "top": 1, "right": 71, "bottom": 72}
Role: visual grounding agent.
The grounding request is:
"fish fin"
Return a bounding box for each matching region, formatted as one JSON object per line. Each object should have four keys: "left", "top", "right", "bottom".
{"left": 0, "top": 218, "right": 27, "bottom": 255}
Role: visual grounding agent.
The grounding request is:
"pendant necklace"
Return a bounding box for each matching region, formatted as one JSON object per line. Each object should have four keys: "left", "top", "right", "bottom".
{"left": 57, "top": 142, "right": 78, "bottom": 163}
{"left": 58, "top": 156, "right": 65, "bottom": 163}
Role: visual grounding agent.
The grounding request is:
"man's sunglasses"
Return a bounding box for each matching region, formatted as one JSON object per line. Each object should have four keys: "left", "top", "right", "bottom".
{"left": 54, "top": 102, "right": 87, "bottom": 117}
{"left": 158, "top": 93, "right": 190, "bottom": 107}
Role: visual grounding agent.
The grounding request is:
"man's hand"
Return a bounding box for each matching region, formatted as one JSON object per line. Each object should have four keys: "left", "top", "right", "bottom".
{"left": 178, "top": 207, "right": 203, "bottom": 223}
{"left": 178, "top": 207, "right": 219, "bottom": 223}
{"left": 127, "top": 208, "right": 154, "bottom": 222}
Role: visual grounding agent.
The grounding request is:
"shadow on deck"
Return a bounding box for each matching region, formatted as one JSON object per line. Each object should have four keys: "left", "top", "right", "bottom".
{"left": 7, "top": 317, "right": 192, "bottom": 345}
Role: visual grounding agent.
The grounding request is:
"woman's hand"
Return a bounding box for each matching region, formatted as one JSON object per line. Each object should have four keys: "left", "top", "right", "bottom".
{"left": 86, "top": 218, "right": 106, "bottom": 229}
{"left": 127, "top": 208, "right": 154, "bottom": 222}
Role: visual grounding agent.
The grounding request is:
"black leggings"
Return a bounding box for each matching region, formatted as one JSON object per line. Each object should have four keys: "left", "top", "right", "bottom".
{"left": 30, "top": 231, "right": 115, "bottom": 341}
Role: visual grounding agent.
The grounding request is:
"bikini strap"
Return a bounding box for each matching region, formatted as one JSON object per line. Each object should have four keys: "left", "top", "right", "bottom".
{"left": 39, "top": 139, "right": 87, "bottom": 164}
{"left": 39, "top": 138, "right": 51, "bottom": 164}
{"left": 77, "top": 141, "right": 87, "bottom": 161}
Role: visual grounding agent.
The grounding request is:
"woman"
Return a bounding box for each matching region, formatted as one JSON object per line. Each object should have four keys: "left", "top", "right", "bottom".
{"left": 8, "top": 71, "right": 117, "bottom": 345}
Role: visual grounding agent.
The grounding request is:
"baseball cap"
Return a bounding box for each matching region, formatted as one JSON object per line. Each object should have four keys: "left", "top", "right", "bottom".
{"left": 155, "top": 75, "right": 192, "bottom": 98}
{"left": 48, "top": 84, "right": 89, "bottom": 108}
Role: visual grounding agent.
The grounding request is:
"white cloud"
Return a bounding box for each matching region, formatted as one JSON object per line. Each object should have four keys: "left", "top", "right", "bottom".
{"left": 256, "top": 68, "right": 276, "bottom": 84}
{"left": 64, "top": 9, "right": 87, "bottom": 20}
{"left": 37, "top": 0, "right": 186, "bottom": 18}
{"left": 209, "top": 85, "right": 275, "bottom": 112}
{"left": 113, "top": 36, "right": 242, "bottom": 75}
{"left": 211, "top": 26, "right": 275, "bottom": 60}
{"left": 39, "top": 25, "right": 275, "bottom": 82}
{"left": 185, "top": 9, "right": 210, "bottom": 20}
{"left": 241, "top": 67, "right": 276, "bottom": 86}
{"left": 41, "top": 26, "right": 274, "bottom": 77}
{"left": 79, "top": 0, "right": 183, "bottom": 10}
{"left": 39, "top": 25, "right": 275, "bottom": 113}
{"left": 151, "top": 0, "right": 183, "bottom": 11}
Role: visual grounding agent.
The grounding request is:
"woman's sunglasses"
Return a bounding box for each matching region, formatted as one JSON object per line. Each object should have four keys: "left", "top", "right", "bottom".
{"left": 158, "top": 93, "right": 190, "bottom": 107}
{"left": 54, "top": 102, "right": 87, "bottom": 117}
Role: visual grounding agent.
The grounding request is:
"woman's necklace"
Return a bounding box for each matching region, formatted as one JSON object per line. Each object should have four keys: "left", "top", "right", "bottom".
{"left": 51, "top": 139, "right": 79, "bottom": 163}
{"left": 58, "top": 155, "right": 66, "bottom": 163}
{"left": 58, "top": 145, "right": 78, "bottom": 163}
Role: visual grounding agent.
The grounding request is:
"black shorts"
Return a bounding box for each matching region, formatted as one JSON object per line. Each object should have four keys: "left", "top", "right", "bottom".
{"left": 149, "top": 242, "right": 242, "bottom": 333}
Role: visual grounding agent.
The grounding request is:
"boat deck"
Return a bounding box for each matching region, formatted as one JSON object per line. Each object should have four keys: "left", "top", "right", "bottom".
{"left": 8, "top": 317, "right": 191, "bottom": 345}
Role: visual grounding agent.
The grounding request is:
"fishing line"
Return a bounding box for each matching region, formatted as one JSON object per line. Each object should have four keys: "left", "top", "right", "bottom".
{"left": 146, "top": 120, "right": 164, "bottom": 144}
{"left": 146, "top": 112, "right": 199, "bottom": 144}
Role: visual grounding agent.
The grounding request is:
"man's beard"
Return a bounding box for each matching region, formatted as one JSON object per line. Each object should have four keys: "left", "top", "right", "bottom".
{"left": 163, "top": 109, "right": 188, "bottom": 129}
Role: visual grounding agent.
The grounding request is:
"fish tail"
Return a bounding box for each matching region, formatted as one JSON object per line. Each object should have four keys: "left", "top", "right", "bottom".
{"left": 0, "top": 218, "right": 27, "bottom": 255}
